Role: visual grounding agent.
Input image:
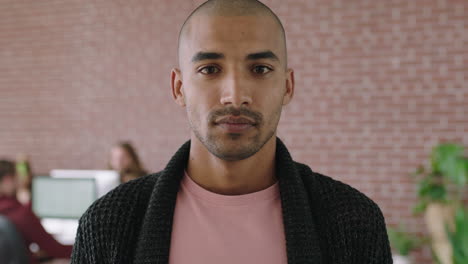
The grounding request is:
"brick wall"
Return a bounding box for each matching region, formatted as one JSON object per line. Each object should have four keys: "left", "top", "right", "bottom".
{"left": 1, "top": 0, "right": 467, "bottom": 262}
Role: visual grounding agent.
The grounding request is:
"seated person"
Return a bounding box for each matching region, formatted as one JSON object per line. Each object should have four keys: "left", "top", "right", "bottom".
{"left": 0, "top": 160, "right": 73, "bottom": 264}
{"left": 119, "top": 168, "right": 143, "bottom": 183}
{"left": 108, "top": 141, "right": 147, "bottom": 182}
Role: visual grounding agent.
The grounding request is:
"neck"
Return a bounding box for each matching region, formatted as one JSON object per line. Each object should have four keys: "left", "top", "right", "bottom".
{"left": 187, "top": 135, "right": 277, "bottom": 195}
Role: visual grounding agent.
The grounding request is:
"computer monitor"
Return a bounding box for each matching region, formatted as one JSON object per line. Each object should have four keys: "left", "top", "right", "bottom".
{"left": 32, "top": 177, "right": 97, "bottom": 219}
{"left": 49, "top": 170, "right": 120, "bottom": 198}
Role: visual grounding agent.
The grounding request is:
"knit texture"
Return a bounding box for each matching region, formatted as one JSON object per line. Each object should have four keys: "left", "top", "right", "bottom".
{"left": 71, "top": 138, "right": 393, "bottom": 264}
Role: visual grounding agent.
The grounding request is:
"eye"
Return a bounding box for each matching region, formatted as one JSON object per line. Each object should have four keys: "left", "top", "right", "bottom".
{"left": 252, "top": 65, "right": 273, "bottom": 75}
{"left": 199, "top": 66, "right": 220, "bottom": 75}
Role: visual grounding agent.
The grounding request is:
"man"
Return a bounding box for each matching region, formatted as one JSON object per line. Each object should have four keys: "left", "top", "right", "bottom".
{"left": 71, "top": 0, "right": 392, "bottom": 263}
{"left": 0, "top": 160, "right": 73, "bottom": 264}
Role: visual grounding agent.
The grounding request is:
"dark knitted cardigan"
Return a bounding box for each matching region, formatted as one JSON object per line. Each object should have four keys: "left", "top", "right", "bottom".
{"left": 71, "top": 139, "right": 392, "bottom": 264}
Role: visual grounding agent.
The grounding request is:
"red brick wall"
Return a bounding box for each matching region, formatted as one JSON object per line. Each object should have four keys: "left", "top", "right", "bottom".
{"left": 1, "top": 0, "right": 467, "bottom": 262}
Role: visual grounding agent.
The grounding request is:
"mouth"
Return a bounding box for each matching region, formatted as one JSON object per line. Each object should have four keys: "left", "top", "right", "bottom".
{"left": 215, "top": 116, "right": 256, "bottom": 133}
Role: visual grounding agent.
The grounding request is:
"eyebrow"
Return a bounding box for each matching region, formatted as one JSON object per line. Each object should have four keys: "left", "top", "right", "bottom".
{"left": 191, "top": 50, "right": 280, "bottom": 63}
{"left": 246, "top": 51, "right": 279, "bottom": 61}
{"left": 191, "top": 52, "right": 224, "bottom": 62}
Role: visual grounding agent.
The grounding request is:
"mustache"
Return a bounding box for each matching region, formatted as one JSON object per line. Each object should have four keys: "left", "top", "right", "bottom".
{"left": 208, "top": 107, "right": 263, "bottom": 125}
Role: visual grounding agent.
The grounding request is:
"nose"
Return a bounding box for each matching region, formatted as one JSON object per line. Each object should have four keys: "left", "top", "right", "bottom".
{"left": 219, "top": 71, "right": 252, "bottom": 107}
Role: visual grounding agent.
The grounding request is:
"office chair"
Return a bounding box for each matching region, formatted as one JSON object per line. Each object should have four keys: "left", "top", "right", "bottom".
{"left": 0, "top": 215, "right": 29, "bottom": 264}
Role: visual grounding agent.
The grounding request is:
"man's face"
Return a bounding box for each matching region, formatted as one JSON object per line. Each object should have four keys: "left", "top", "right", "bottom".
{"left": 173, "top": 14, "right": 294, "bottom": 161}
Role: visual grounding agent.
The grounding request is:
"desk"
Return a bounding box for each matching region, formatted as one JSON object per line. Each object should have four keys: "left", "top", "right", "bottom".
{"left": 41, "top": 219, "right": 78, "bottom": 246}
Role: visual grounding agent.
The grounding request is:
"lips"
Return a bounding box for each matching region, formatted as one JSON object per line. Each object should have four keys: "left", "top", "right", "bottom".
{"left": 216, "top": 116, "right": 255, "bottom": 125}
{"left": 215, "top": 116, "right": 256, "bottom": 133}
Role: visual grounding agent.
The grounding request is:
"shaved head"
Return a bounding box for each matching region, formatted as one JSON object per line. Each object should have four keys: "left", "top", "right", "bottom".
{"left": 178, "top": 0, "right": 287, "bottom": 66}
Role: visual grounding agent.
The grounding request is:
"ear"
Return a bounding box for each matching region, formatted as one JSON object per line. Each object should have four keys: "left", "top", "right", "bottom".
{"left": 171, "top": 68, "right": 185, "bottom": 107}
{"left": 282, "top": 68, "right": 295, "bottom": 105}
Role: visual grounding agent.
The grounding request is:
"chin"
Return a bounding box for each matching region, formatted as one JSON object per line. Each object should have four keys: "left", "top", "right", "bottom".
{"left": 213, "top": 148, "right": 258, "bottom": 161}
{"left": 207, "top": 135, "right": 264, "bottom": 161}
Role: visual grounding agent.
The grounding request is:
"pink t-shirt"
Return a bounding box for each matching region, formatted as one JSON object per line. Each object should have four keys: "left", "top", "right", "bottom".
{"left": 169, "top": 173, "right": 287, "bottom": 264}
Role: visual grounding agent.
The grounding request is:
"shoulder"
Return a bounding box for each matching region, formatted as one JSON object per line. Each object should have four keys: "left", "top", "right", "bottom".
{"left": 293, "top": 162, "right": 392, "bottom": 262}
{"left": 75, "top": 173, "right": 159, "bottom": 251}
{"left": 0, "top": 198, "right": 33, "bottom": 222}
{"left": 294, "top": 162, "right": 392, "bottom": 262}
{"left": 78, "top": 172, "right": 159, "bottom": 230}
{"left": 294, "top": 162, "right": 385, "bottom": 225}
{"left": 72, "top": 173, "right": 161, "bottom": 263}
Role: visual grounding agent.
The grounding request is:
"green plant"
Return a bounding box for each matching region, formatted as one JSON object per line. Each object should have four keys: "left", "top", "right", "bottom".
{"left": 413, "top": 143, "right": 468, "bottom": 263}
{"left": 387, "top": 225, "right": 422, "bottom": 256}
{"left": 412, "top": 143, "right": 468, "bottom": 213}
{"left": 447, "top": 207, "right": 468, "bottom": 264}
{"left": 432, "top": 144, "right": 468, "bottom": 186}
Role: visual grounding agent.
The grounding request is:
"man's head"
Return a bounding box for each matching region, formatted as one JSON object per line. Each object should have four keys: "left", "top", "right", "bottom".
{"left": 177, "top": 0, "right": 287, "bottom": 66}
{"left": 171, "top": 0, "right": 294, "bottom": 161}
{"left": 0, "top": 160, "right": 17, "bottom": 197}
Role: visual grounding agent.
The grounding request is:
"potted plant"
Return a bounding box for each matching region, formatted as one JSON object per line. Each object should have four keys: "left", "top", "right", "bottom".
{"left": 413, "top": 143, "right": 468, "bottom": 264}
{"left": 388, "top": 225, "right": 422, "bottom": 264}
{"left": 447, "top": 207, "right": 468, "bottom": 264}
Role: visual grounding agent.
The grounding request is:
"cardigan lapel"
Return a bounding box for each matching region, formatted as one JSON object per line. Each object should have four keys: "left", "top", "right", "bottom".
{"left": 134, "top": 141, "right": 190, "bottom": 264}
{"left": 275, "top": 139, "right": 323, "bottom": 264}
{"left": 133, "top": 138, "right": 322, "bottom": 264}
